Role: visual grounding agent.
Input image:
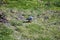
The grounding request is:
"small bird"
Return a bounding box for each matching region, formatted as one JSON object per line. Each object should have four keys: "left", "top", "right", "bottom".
{"left": 26, "top": 16, "right": 33, "bottom": 23}
{"left": 23, "top": 16, "right": 33, "bottom": 23}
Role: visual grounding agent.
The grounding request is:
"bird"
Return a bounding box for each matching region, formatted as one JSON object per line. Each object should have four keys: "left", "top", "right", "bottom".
{"left": 26, "top": 16, "right": 33, "bottom": 23}
{"left": 23, "top": 16, "right": 33, "bottom": 23}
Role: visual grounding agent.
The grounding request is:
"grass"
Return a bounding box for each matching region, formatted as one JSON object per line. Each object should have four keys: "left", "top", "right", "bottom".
{"left": 0, "top": 23, "right": 14, "bottom": 40}
{"left": 0, "top": 0, "right": 60, "bottom": 40}
{"left": 9, "top": 20, "right": 23, "bottom": 26}
{"left": 0, "top": 8, "right": 60, "bottom": 40}
{"left": 0, "top": 0, "right": 40, "bottom": 10}
{"left": 13, "top": 23, "right": 60, "bottom": 40}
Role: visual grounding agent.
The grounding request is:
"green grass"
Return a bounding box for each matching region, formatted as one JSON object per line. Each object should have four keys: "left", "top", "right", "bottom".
{"left": 0, "top": 0, "right": 60, "bottom": 40}
{"left": 0, "top": 0, "right": 40, "bottom": 10}
{"left": 0, "top": 23, "right": 14, "bottom": 40}
{"left": 13, "top": 23, "right": 60, "bottom": 40}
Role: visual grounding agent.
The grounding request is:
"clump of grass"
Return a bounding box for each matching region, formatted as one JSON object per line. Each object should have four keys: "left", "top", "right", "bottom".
{"left": 0, "top": 24, "right": 14, "bottom": 40}
{"left": 9, "top": 19, "right": 23, "bottom": 26}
